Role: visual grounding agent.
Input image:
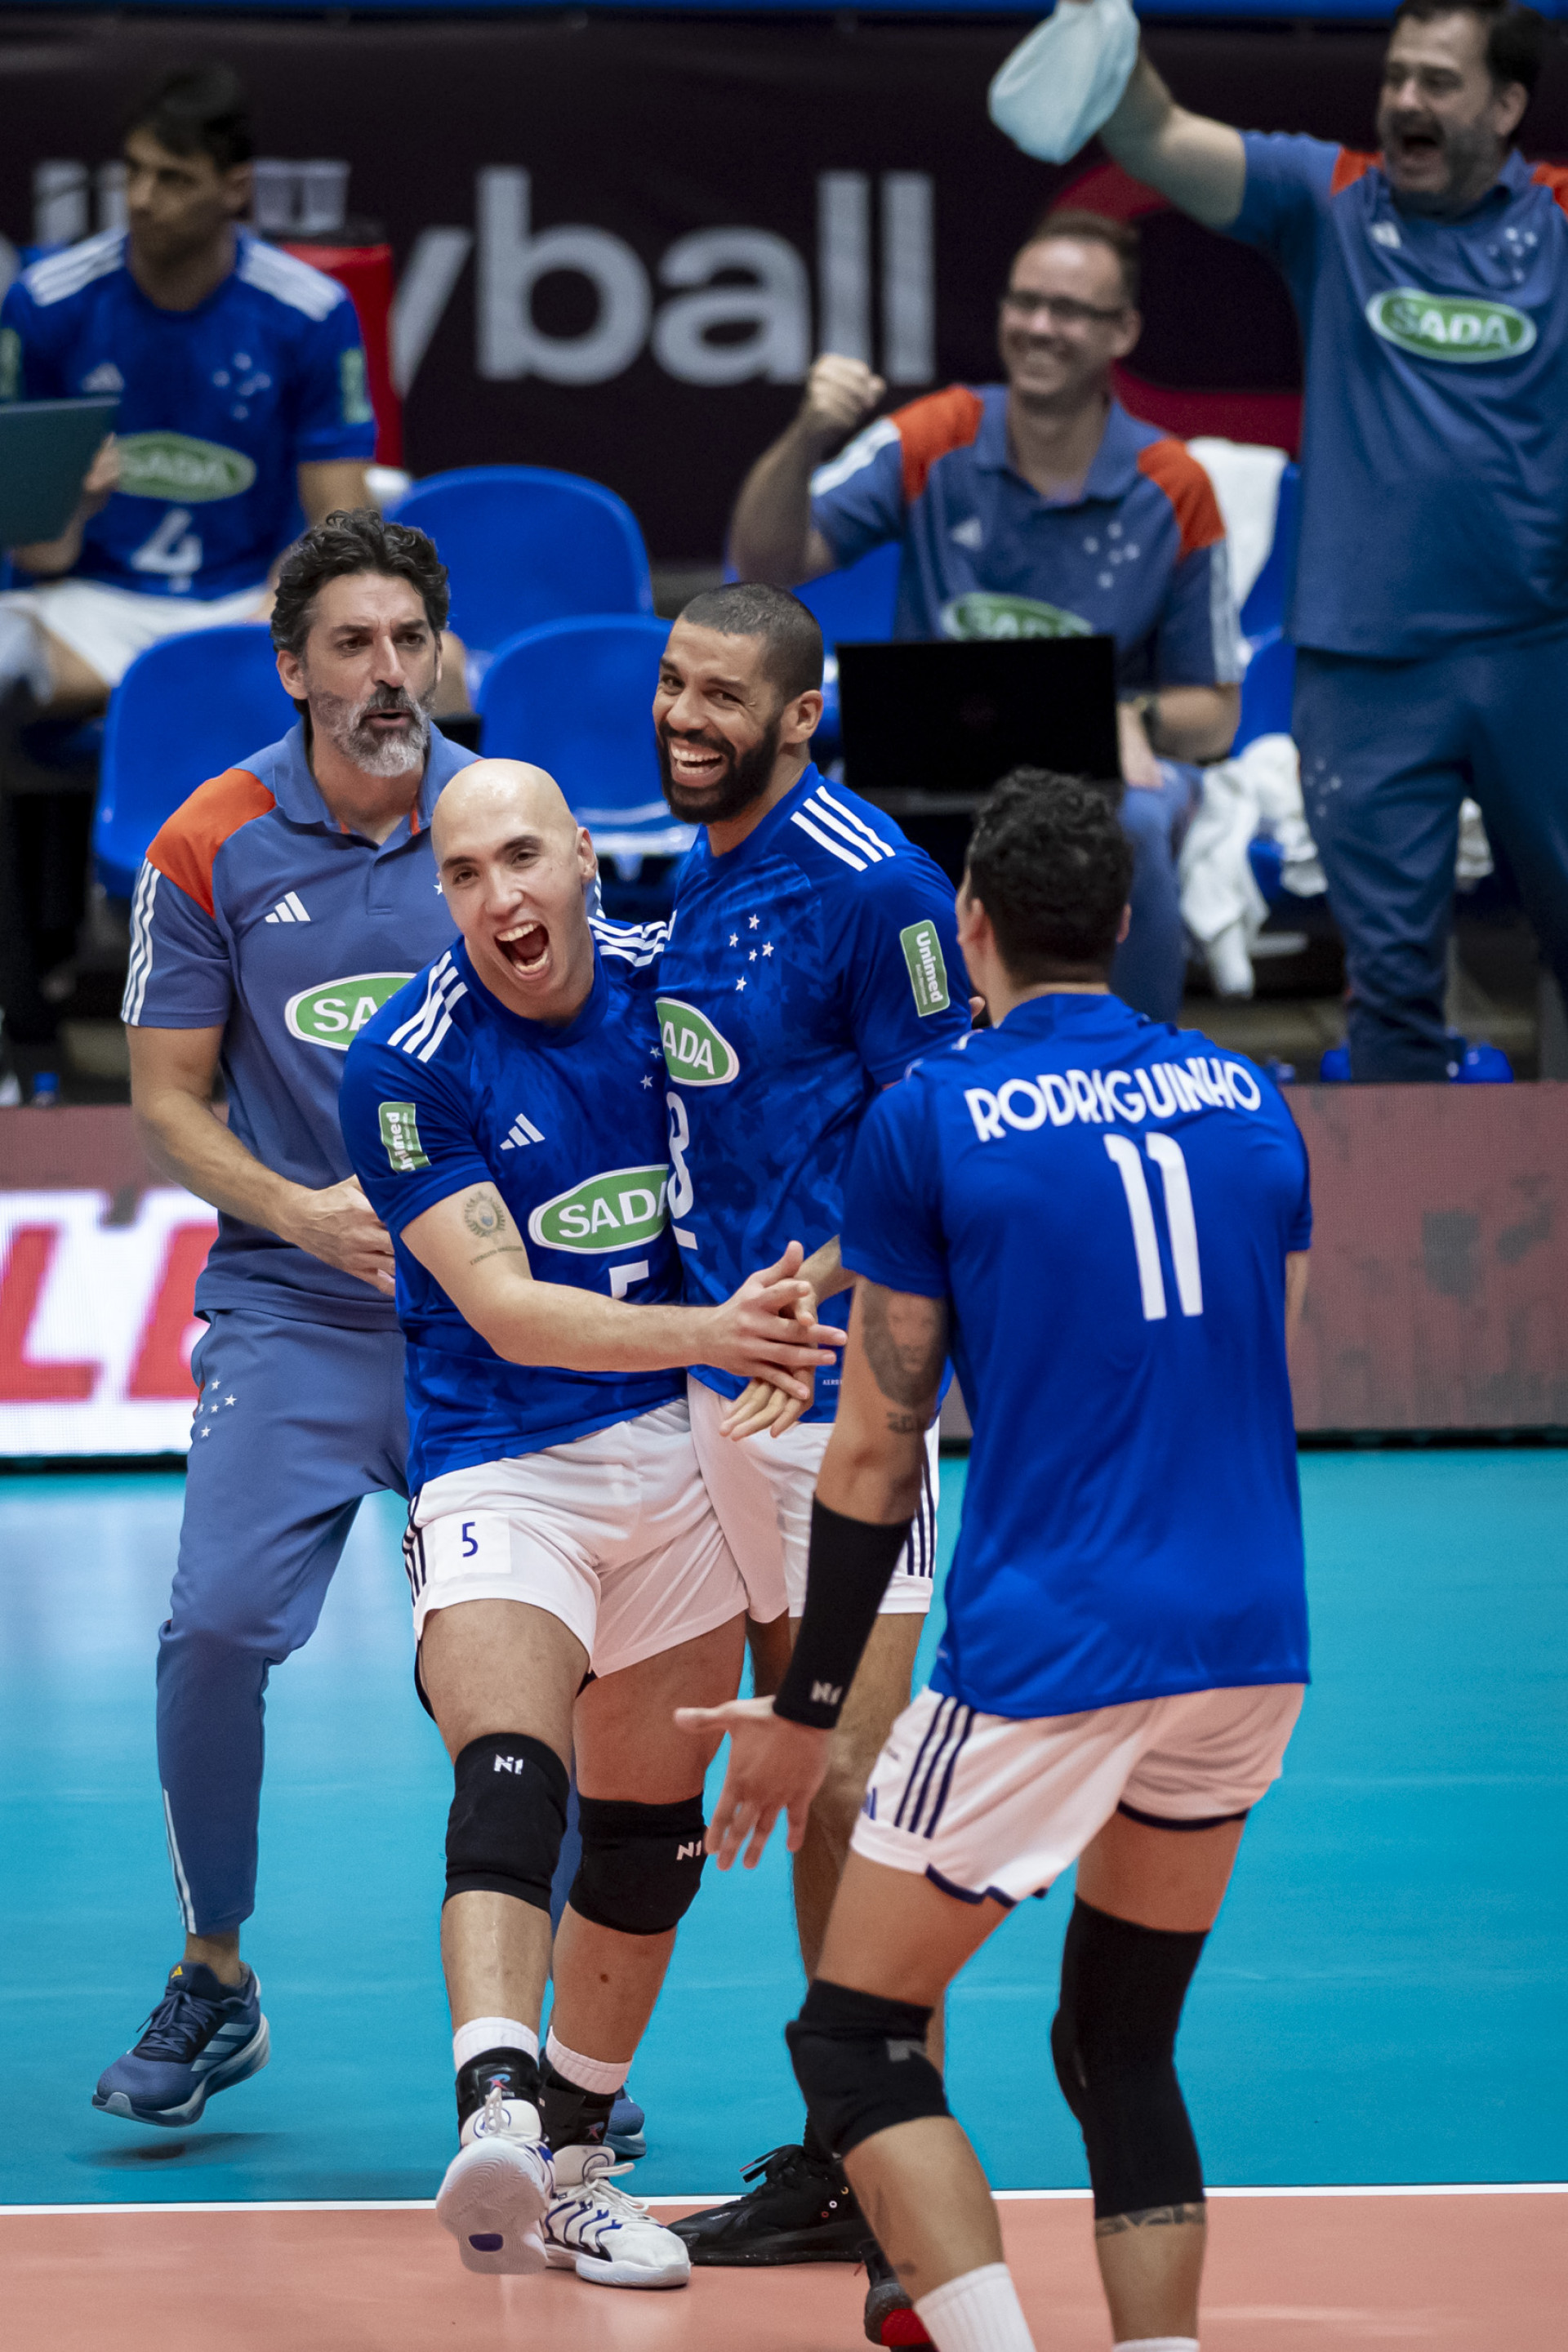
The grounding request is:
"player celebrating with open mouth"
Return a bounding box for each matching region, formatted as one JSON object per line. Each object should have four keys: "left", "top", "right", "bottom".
{"left": 339, "top": 759, "right": 845, "bottom": 2287}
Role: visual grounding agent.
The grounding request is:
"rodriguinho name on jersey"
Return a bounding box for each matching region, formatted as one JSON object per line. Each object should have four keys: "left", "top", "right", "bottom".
{"left": 528, "top": 1165, "right": 670, "bottom": 1254}
{"left": 115, "top": 431, "right": 259, "bottom": 501}
{"left": 964, "top": 1054, "right": 1263, "bottom": 1143}
{"left": 657, "top": 998, "right": 740, "bottom": 1086}
{"left": 287, "top": 973, "right": 413, "bottom": 1051}
{"left": 1365, "top": 287, "right": 1537, "bottom": 364}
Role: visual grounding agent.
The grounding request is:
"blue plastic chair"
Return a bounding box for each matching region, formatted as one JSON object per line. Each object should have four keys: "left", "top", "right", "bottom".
{"left": 478, "top": 616, "right": 695, "bottom": 884}
{"left": 1232, "top": 628, "right": 1297, "bottom": 759}
{"left": 1239, "top": 461, "right": 1300, "bottom": 642}
{"left": 391, "top": 468, "right": 653, "bottom": 684}
{"left": 794, "top": 541, "right": 902, "bottom": 760}
{"left": 95, "top": 626, "right": 296, "bottom": 898}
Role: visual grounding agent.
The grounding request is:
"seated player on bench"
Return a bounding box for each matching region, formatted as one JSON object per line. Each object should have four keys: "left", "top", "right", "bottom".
{"left": 339, "top": 759, "right": 845, "bottom": 2287}
{"left": 684, "top": 771, "right": 1312, "bottom": 2352}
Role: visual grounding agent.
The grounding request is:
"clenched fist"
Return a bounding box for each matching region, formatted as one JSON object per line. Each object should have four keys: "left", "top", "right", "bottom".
{"left": 795, "top": 354, "right": 887, "bottom": 456}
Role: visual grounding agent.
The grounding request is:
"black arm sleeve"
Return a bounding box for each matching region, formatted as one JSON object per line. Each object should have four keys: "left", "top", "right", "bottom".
{"left": 772, "top": 1498, "right": 914, "bottom": 1731}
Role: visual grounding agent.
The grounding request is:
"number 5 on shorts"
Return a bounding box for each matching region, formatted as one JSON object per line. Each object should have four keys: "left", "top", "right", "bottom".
{"left": 1103, "top": 1134, "right": 1203, "bottom": 1321}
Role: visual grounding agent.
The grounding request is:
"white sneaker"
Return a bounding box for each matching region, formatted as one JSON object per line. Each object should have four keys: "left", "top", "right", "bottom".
{"left": 544, "top": 2144, "right": 692, "bottom": 2288}
{"left": 436, "top": 2085, "right": 553, "bottom": 2275}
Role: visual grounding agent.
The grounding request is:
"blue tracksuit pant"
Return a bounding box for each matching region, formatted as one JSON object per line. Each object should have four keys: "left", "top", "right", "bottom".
{"left": 158, "top": 1307, "right": 409, "bottom": 1936}
{"left": 1295, "top": 632, "right": 1568, "bottom": 1081}
{"left": 1111, "top": 762, "right": 1200, "bottom": 1025}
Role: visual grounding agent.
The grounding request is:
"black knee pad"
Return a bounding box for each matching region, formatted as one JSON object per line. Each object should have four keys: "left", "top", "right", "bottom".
{"left": 1049, "top": 1896, "right": 1207, "bottom": 2221}
{"left": 568, "top": 1793, "right": 707, "bottom": 1936}
{"left": 786, "top": 1977, "right": 948, "bottom": 2163}
{"left": 444, "top": 1731, "right": 569, "bottom": 1912}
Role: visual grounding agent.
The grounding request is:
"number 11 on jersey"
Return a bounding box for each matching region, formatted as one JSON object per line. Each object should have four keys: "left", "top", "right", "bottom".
{"left": 1103, "top": 1134, "right": 1204, "bottom": 1321}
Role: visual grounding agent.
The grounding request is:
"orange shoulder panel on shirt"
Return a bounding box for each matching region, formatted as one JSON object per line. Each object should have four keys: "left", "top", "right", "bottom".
{"left": 1135, "top": 438, "right": 1226, "bottom": 561}
{"left": 1530, "top": 161, "right": 1568, "bottom": 216}
{"left": 1330, "top": 147, "right": 1379, "bottom": 196}
{"left": 145, "top": 768, "right": 276, "bottom": 919}
{"left": 891, "top": 384, "right": 987, "bottom": 505}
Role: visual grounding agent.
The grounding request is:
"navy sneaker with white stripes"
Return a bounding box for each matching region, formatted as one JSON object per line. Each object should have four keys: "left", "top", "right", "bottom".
{"left": 92, "top": 1961, "right": 270, "bottom": 2127}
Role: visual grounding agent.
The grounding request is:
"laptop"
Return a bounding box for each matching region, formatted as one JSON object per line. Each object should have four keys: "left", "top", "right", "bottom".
{"left": 0, "top": 397, "right": 120, "bottom": 548}
{"left": 835, "top": 635, "right": 1120, "bottom": 882}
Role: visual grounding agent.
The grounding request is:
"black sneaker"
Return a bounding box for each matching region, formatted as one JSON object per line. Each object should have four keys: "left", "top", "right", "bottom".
{"left": 861, "top": 2236, "right": 932, "bottom": 2345}
{"left": 667, "top": 2143, "right": 866, "bottom": 2265}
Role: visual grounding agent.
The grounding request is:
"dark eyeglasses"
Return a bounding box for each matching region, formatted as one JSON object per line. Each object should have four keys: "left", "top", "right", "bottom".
{"left": 1000, "top": 290, "right": 1128, "bottom": 328}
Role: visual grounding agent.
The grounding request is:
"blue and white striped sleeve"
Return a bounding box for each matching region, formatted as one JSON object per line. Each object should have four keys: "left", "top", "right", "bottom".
{"left": 121, "top": 860, "right": 234, "bottom": 1030}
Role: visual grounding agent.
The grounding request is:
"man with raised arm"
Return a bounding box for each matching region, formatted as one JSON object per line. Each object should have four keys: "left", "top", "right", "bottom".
{"left": 1013, "top": 0, "right": 1568, "bottom": 1078}
{"left": 94, "top": 510, "right": 474, "bottom": 2128}
{"left": 684, "top": 771, "right": 1312, "bottom": 2352}
{"left": 338, "top": 760, "right": 845, "bottom": 2285}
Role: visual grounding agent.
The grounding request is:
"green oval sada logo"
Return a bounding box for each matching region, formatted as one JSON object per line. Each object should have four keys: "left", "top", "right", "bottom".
{"left": 528, "top": 1165, "right": 670, "bottom": 1254}
{"left": 941, "top": 591, "right": 1094, "bottom": 642}
{"left": 1365, "top": 287, "right": 1536, "bottom": 364}
{"left": 116, "top": 431, "right": 258, "bottom": 502}
{"left": 286, "top": 973, "right": 412, "bottom": 1052}
{"left": 657, "top": 997, "right": 740, "bottom": 1087}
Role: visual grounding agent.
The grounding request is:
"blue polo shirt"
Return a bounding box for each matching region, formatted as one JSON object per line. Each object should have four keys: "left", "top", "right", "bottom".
{"left": 1232, "top": 139, "right": 1568, "bottom": 659}
{"left": 808, "top": 387, "right": 1242, "bottom": 691}
{"left": 122, "top": 721, "right": 474, "bottom": 1328}
{"left": 0, "top": 229, "right": 374, "bottom": 599}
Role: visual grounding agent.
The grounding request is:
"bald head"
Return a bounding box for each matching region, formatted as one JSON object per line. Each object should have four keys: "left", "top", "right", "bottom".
{"left": 433, "top": 758, "right": 577, "bottom": 862}
{"left": 433, "top": 757, "right": 599, "bottom": 1022}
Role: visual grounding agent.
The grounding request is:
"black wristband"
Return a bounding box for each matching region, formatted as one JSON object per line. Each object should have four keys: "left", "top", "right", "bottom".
{"left": 773, "top": 1499, "right": 913, "bottom": 1731}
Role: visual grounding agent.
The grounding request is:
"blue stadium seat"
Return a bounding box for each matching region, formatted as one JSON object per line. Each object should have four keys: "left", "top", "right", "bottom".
{"left": 478, "top": 615, "right": 695, "bottom": 892}
{"left": 1239, "top": 460, "right": 1300, "bottom": 642}
{"left": 390, "top": 467, "right": 653, "bottom": 684}
{"left": 94, "top": 626, "right": 295, "bottom": 898}
{"left": 795, "top": 541, "right": 901, "bottom": 759}
{"left": 1232, "top": 627, "right": 1297, "bottom": 758}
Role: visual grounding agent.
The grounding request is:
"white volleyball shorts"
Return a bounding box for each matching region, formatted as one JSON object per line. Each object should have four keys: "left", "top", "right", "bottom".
{"left": 0, "top": 576, "right": 267, "bottom": 691}
{"left": 688, "top": 1374, "right": 938, "bottom": 1627}
{"left": 853, "top": 1681, "right": 1305, "bottom": 1908}
{"left": 403, "top": 1398, "right": 746, "bottom": 1677}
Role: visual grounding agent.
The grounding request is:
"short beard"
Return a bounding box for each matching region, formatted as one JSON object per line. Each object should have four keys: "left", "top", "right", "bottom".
{"left": 1382, "top": 114, "right": 1501, "bottom": 216}
{"left": 309, "top": 682, "right": 433, "bottom": 778}
{"left": 658, "top": 714, "right": 782, "bottom": 824}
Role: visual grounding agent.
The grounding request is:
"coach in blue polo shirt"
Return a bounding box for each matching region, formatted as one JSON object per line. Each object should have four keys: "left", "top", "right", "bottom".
{"left": 730, "top": 207, "right": 1243, "bottom": 1022}
{"left": 1031, "top": 0, "right": 1568, "bottom": 1080}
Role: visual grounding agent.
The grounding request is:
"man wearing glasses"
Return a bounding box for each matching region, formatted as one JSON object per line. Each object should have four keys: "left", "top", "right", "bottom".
{"left": 729, "top": 212, "right": 1242, "bottom": 1022}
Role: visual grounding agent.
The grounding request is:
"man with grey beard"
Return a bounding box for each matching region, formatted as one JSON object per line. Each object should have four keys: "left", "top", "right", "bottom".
{"left": 93, "top": 510, "right": 479, "bottom": 2128}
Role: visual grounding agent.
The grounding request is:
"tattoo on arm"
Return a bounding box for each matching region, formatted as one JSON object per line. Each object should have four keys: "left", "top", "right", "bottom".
{"left": 858, "top": 1284, "right": 947, "bottom": 1430}
{"left": 460, "top": 1185, "right": 527, "bottom": 1268}
{"left": 1094, "top": 2203, "right": 1208, "bottom": 2238}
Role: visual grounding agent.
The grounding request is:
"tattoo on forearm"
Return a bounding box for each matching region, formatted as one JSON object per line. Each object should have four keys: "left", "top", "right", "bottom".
{"left": 859, "top": 1285, "right": 947, "bottom": 1410}
{"left": 1094, "top": 2203, "right": 1207, "bottom": 2238}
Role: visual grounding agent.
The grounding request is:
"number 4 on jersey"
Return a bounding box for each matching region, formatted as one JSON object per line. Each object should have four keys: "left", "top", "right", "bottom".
{"left": 1103, "top": 1134, "right": 1203, "bottom": 1321}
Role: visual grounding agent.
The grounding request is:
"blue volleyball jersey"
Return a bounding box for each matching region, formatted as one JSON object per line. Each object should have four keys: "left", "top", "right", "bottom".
{"left": 658, "top": 764, "right": 969, "bottom": 1417}
{"left": 1232, "top": 138, "right": 1568, "bottom": 658}
{"left": 339, "top": 932, "right": 684, "bottom": 1490}
{"left": 122, "top": 722, "right": 474, "bottom": 1330}
{"left": 842, "top": 992, "right": 1311, "bottom": 1720}
{"left": 0, "top": 229, "right": 374, "bottom": 599}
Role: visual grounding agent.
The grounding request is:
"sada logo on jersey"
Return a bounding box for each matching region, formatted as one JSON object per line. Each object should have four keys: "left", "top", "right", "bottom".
{"left": 528, "top": 1165, "right": 670, "bottom": 1254}
{"left": 287, "top": 973, "right": 412, "bottom": 1050}
{"left": 940, "top": 590, "right": 1093, "bottom": 641}
{"left": 1365, "top": 288, "right": 1536, "bottom": 364}
{"left": 656, "top": 998, "right": 740, "bottom": 1085}
{"left": 115, "top": 432, "right": 259, "bottom": 501}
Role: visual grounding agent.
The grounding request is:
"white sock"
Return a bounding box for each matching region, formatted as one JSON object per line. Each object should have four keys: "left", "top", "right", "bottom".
{"left": 1115, "top": 2339, "right": 1200, "bottom": 2351}
{"left": 545, "top": 2027, "right": 629, "bottom": 2095}
{"left": 915, "top": 2263, "right": 1036, "bottom": 2352}
{"left": 452, "top": 2016, "right": 538, "bottom": 2074}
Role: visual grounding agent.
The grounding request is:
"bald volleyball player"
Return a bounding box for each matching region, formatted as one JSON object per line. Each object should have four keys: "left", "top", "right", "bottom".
{"left": 339, "top": 761, "right": 848, "bottom": 2285}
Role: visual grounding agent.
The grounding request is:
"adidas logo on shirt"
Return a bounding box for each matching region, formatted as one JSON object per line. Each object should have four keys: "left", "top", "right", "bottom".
{"left": 500, "top": 1113, "right": 546, "bottom": 1150}
{"left": 81, "top": 361, "right": 125, "bottom": 394}
{"left": 265, "top": 892, "right": 311, "bottom": 924}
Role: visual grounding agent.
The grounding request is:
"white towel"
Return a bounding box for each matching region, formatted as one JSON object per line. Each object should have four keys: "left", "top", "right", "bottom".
{"left": 988, "top": 0, "right": 1141, "bottom": 166}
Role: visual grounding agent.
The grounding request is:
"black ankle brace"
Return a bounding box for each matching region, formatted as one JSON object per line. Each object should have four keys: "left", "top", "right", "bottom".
{"left": 455, "top": 2044, "right": 541, "bottom": 2132}
{"left": 538, "top": 2054, "right": 617, "bottom": 2152}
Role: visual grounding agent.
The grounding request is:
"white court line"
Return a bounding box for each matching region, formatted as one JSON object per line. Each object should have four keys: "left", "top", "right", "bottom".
{"left": 2, "top": 2184, "right": 1564, "bottom": 2216}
